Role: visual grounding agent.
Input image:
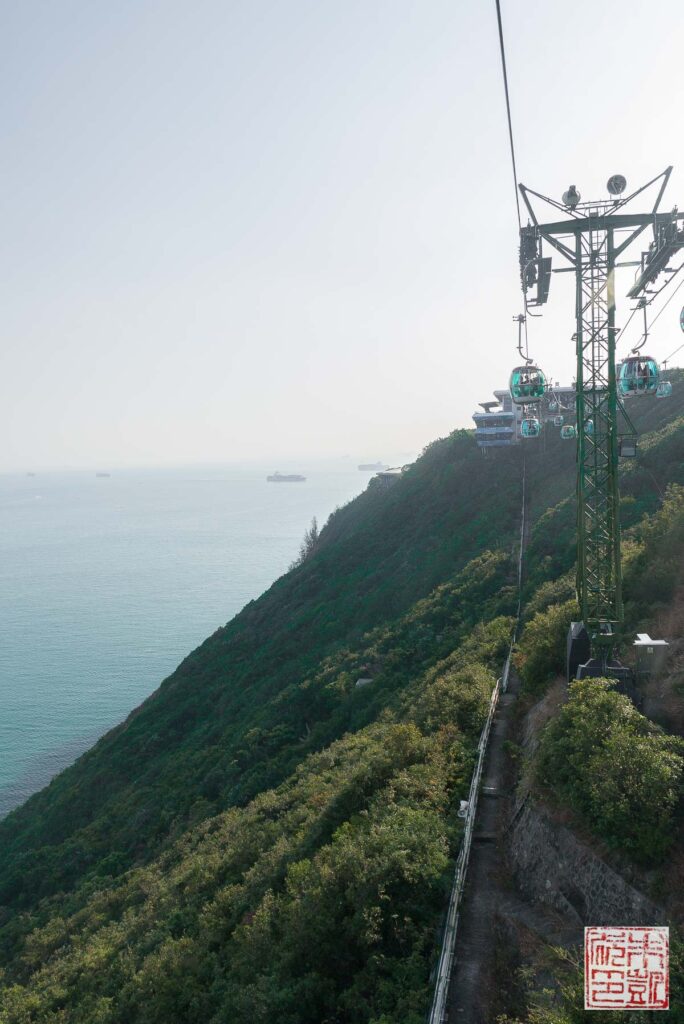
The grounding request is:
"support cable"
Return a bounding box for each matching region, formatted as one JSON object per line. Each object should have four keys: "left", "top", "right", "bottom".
{"left": 617, "top": 303, "right": 641, "bottom": 346}
{"left": 514, "top": 456, "right": 526, "bottom": 636}
{"left": 494, "top": 0, "right": 522, "bottom": 233}
{"left": 664, "top": 341, "right": 684, "bottom": 366}
{"left": 618, "top": 264, "right": 684, "bottom": 351}
{"left": 494, "top": 0, "right": 529, "bottom": 355}
{"left": 649, "top": 273, "right": 684, "bottom": 332}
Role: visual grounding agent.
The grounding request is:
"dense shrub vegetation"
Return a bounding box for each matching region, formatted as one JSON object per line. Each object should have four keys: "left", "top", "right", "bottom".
{"left": 536, "top": 678, "right": 684, "bottom": 864}
{"left": 623, "top": 481, "right": 684, "bottom": 627}
{"left": 516, "top": 480, "right": 684, "bottom": 697}
{"left": 0, "top": 624, "right": 509, "bottom": 1023}
{"left": 497, "top": 933, "right": 684, "bottom": 1023}
{"left": 514, "top": 598, "right": 577, "bottom": 695}
{"left": 1, "top": 375, "right": 683, "bottom": 1021}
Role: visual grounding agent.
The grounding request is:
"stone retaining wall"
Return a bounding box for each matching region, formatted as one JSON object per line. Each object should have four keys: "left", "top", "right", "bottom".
{"left": 508, "top": 796, "right": 664, "bottom": 926}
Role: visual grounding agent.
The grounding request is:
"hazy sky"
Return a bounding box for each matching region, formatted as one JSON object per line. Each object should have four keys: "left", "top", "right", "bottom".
{"left": 3, "top": 0, "right": 684, "bottom": 470}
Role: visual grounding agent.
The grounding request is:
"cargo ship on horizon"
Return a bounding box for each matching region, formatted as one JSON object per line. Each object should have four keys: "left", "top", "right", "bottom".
{"left": 267, "top": 471, "right": 306, "bottom": 482}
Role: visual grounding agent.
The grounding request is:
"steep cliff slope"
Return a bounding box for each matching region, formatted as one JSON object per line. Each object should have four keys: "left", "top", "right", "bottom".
{"left": 1, "top": 373, "right": 683, "bottom": 1023}
{"left": 497, "top": 401, "right": 684, "bottom": 1022}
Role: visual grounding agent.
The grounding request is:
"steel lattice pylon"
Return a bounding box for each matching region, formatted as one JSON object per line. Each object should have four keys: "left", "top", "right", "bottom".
{"left": 574, "top": 225, "right": 622, "bottom": 637}
{"left": 518, "top": 168, "right": 684, "bottom": 670}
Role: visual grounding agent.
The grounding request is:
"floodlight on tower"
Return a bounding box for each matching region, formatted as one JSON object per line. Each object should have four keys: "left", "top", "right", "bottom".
{"left": 607, "top": 174, "right": 627, "bottom": 195}
{"left": 562, "top": 185, "right": 581, "bottom": 208}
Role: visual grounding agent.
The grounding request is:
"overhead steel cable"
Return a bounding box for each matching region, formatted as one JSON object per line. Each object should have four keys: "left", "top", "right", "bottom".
{"left": 664, "top": 341, "right": 684, "bottom": 366}
{"left": 494, "top": 0, "right": 530, "bottom": 355}
{"left": 494, "top": 0, "right": 522, "bottom": 232}
{"left": 649, "top": 271, "right": 684, "bottom": 331}
{"left": 616, "top": 303, "right": 641, "bottom": 346}
{"left": 618, "top": 265, "right": 684, "bottom": 351}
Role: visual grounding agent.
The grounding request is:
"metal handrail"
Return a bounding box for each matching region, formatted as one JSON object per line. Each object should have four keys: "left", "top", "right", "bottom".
{"left": 427, "top": 676, "right": 502, "bottom": 1024}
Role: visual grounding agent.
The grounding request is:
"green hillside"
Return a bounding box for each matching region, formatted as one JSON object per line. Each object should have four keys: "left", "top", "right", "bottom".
{"left": 1, "top": 372, "right": 684, "bottom": 1023}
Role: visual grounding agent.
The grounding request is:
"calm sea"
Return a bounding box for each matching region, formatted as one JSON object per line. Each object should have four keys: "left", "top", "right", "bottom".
{"left": 0, "top": 461, "right": 385, "bottom": 818}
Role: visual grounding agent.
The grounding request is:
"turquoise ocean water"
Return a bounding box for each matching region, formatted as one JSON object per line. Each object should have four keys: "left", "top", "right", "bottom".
{"left": 0, "top": 462, "right": 376, "bottom": 818}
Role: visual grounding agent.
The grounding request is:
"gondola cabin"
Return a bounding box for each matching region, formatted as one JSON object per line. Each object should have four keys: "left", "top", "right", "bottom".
{"left": 618, "top": 356, "right": 659, "bottom": 396}
{"left": 553, "top": 415, "right": 564, "bottom": 427}
{"left": 560, "top": 425, "right": 576, "bottom": 440}
{"left": 521, "top": 417, "right": 541, "bottom": 438}
{"left": 656, "top": 380, "right": 672, "bottom": 398}
{"left": 509, "top": 365, "right": 547, "bottom": 404}
{"left": 584, "top": 418, "right": 594, "bottom": 436}
{"left": 548, "top": 399, "right": 558, "bottom": 412}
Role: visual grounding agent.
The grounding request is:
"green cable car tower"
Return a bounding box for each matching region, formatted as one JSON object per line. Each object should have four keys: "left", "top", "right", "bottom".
{"left": 517, "top": 169, "right": 684, "bottom": 679}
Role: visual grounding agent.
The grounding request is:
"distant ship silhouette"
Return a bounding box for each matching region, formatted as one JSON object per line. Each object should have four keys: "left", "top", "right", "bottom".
{"left": 267, "top": 471, "right": 306, "bottom": 482}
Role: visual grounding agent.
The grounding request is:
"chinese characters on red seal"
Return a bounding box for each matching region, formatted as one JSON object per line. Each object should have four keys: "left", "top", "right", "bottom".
{"left": 585, "top": 926, "right": 669, "bottom": 1010}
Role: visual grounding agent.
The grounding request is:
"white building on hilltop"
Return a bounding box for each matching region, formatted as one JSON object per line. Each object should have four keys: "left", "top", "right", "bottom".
{"left": 472, "top": 384, "right": 575, "bottom": 448}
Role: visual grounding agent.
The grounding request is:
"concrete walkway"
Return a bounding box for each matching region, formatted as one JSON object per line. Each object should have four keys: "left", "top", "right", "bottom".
{"left": 445, "top": 674, "right": 520, "bottom": 1022}
{"left": 444, "top": 667, "right": 583, "bottom": 1022}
